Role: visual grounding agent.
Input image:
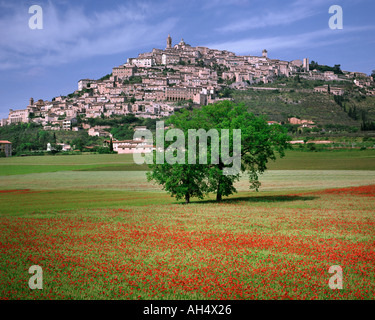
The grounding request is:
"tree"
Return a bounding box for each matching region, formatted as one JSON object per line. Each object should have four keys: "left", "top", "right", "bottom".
{"left": 310, "top": 61, "right": 318, "bottom": 70}
{"left": 98, "top": 73, "right": 112, "bottom": 81}
{"left": 72, "top": 138, "right": 84, "bottom": 151}
{"left": 219, "top": 87, "right": 233, "bottom": 98}
{"left": 188, "top": 102, "right": 290, "bottom": 201}
{"left": 333, "top": 64, "right": 343, "bottom": 75}
{"left": 147, "top": 101, "right": 291, "bottom": 203}
{"left": 109, "top": 138, "right": 113, "bottom": 152}
{"left": 308, "top": 61, "right": 342, "bottom": 74}
{"left": 50, "top": 143, "right": 62, "bottom": 155}
{"left": 196, "top": 60, "right": 205, "bottom": 67}
{"left": 371, "top": 70, "right": 375, "bottom": 79}
{"left": 147, "top": 159, "right": 209, "bottom": 204}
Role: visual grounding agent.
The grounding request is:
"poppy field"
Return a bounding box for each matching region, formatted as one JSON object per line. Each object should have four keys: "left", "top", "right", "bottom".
{"left": 0, "top": 186, "right": 374, "bottom": 300}
{"left": 0, "top": 151, "right": 374, "bottom": 300}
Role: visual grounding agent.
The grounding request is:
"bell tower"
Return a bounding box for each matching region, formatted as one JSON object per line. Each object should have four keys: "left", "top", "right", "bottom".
{"left": 166, "top": 34, "right": 172, "bottom": 49}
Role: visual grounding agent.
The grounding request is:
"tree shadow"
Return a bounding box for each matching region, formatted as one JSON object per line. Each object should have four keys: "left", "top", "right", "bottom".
{"left": 189, "top": 194, "right": 318, "bottom": 205}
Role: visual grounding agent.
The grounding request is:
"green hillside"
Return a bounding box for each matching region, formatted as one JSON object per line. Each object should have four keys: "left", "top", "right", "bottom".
{"left": 0, "top": 123, "right": 103, "bottom": 156}
{"left": 232, "top": 78, "right": 375, "bottom": 130}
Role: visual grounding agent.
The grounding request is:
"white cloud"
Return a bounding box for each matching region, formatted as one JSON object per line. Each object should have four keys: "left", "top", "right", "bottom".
{"left": 202, "top": 0, "right": 250, "bottom": 9}
{"left": 216, "top": 0, "right": 327, "bottom": 32}
{"left": 0, "top": 1, "right": 177, "bottom": 70}
{"left": 205, "top": 26, "right": 375, "bottom": 55}
{"left": 217, "top": 9, "right": 312, "bottom": 32}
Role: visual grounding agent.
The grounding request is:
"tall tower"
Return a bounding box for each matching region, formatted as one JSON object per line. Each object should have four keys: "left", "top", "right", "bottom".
{"left": 303, "top": 58, "right": 309, "bottom": 72}
{"left": 29, "top": 98, "right": 34, "bottom": 106}
{"left": 166, "top": 34, "right": 172, "bottom": 49}
{"left": 262, "top": 49, "right": 268, "bottom": 58}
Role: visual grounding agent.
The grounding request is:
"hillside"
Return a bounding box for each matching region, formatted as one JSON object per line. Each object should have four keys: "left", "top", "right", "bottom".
{"left": 0, "top": 123, "right": 103, "bottom": 156}
{"left": 2, "top": 75, "right": 375, "bottom": 157}
{"left": 232, "top": 77, "right": 375, "bottom": 130}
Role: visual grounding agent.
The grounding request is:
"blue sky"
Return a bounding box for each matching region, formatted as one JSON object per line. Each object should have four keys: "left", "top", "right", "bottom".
{"left": 0, "top": 0, "right": 374, "bottom": 118}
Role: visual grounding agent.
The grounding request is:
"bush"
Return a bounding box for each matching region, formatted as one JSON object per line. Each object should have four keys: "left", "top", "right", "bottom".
{"left": 96, "top": 147, "right": 115, "bottom": 154}
{"left": 307, "top": 143, "right": 316, "bottom": 151}
{"left": 363, "top": 136, "right": 374, "bottom": 142}
{"left": 98, "top": 73, "right": 112, "bottom": 81}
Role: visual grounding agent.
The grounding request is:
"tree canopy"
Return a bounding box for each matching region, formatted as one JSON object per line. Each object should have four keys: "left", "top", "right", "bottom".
{"left": 147, "top": 101, "right": 291, "bottom": 203}
{"left": 309, "top": 61, "right": 343, "bottom": 75}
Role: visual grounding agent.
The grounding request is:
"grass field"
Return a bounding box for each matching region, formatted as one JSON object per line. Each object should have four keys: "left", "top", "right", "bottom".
{"left": 0, "top": 151, "right": 374, "bottom": 300}
{"left": 1, "top": 149, "right": 374, "bottom": 176}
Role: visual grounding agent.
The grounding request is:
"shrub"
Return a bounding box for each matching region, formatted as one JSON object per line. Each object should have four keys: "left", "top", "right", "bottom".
{"left": 307, "top": 143, "right": 316, "bottom": 151}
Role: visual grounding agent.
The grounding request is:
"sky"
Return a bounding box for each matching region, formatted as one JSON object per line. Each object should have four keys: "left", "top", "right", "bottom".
{"left": 0, "top": 0, "right": 374, "bottom": 118}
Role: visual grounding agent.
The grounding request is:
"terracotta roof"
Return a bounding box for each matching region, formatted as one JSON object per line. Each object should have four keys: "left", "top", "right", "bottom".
{"left": 118, "top": 145, "right": 154, "bottom": 149}
{"left": 113, "top": 140, "right": 145, "bottom": 144}
{"left": 0, "top": 140, "right": 11, "bottom": 144}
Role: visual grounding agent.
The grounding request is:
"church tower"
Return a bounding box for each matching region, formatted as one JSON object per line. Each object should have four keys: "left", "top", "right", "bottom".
{"left": 166, "top": 34, "right": 172, "bottom": 49}
{"left": 262, "top": 49, "right": 268, "bottom": 58}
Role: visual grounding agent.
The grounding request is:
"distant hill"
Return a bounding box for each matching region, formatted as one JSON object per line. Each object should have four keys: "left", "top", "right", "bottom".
{"left": 232, "top": 77, "right": 375, "bottom": 129}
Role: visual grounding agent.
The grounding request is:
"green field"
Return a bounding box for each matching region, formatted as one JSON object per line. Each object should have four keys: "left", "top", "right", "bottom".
{"left": 0, "top": 151, "right": 374, "bottom": 300}
{"left": 1, "top": 149, "right": 374, "bottom": 176}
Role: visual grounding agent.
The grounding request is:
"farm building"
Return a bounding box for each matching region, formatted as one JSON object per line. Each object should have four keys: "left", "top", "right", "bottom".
{"left": 0, "top": 140, "right": 12, "bottom": 157}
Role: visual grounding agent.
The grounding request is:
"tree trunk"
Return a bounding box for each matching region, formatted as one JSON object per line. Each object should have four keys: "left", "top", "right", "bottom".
{"left": 216, "top": 193, "right": 222, "bottom": 202}
{"left": 185, "top": 193, "right": 190, "bottom": 204}
{"left": 216, "top": 164, "right": 223, "bottom": 202}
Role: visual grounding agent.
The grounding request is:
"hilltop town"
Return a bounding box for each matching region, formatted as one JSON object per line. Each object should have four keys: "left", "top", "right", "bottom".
{"left": 1, "top": 35, "right": 374, "bottom": 156}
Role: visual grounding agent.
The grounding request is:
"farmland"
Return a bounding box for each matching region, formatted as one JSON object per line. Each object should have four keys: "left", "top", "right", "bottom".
{"left": 0, "top": 150, "right": 374, "bottom": 300}
{"left": 232, "top": 78, "right": 375, "bottom": 127}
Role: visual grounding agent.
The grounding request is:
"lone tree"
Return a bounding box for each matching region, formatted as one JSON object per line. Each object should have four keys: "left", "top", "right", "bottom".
{"left": 147, "top": 101, "right": 290, "bottom": 203}
{"left": 147, "top": 159, "right": 209, "bottom": 204}
{"left": 109, "top": 138, "right": 113, "bottom": 152}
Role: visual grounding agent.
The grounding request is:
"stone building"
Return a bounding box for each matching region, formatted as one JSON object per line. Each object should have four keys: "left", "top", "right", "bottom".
{"left": 8, "top": 109, "right": 29, "bottom": 124}
{"left": 0, "top": 140, "right": 12, "bottom": 157}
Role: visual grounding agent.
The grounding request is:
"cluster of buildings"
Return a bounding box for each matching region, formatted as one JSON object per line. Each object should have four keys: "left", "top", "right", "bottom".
{"left": 1, "top": 35, "right": 374, "bottom": 154}
{"left": 0, "top": 35, "right": 315, "bottom": 131}
{"left": 103, "top": 126, "right": 155, "bottom": 155}
{"left": 288, "top": 117, "right": 316, "bottom": 129}
{"left": 314, "top": 85, "right": 345, "bottom": 96}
